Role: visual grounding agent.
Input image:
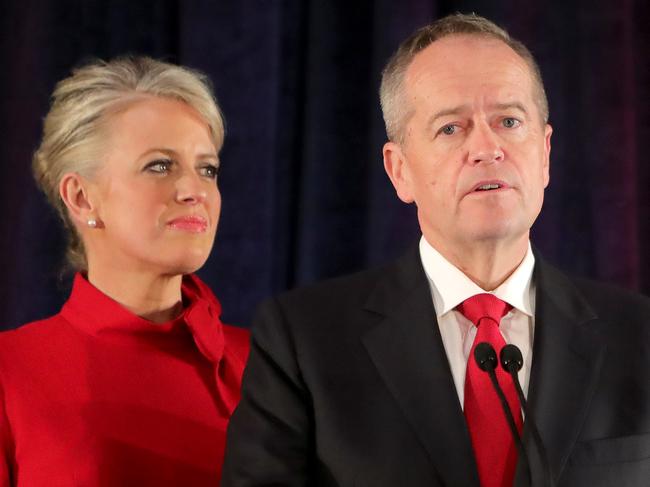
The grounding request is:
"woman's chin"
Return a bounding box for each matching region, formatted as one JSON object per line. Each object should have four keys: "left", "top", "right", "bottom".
{"left": 155, "top": 250, "right": 212, "bottom": 276}
{"left": 171, "top": 258, "right": 210, "bottom": 276}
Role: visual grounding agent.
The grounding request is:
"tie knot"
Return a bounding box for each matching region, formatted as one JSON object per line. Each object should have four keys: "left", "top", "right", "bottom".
{"left": 457, "top": 293, "right": 512, "bottom": 328}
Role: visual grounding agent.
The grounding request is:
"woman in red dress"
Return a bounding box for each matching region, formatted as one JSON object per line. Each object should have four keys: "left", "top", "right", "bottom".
{"left": 0, "top": 56, "right": 249, "bottom": 485}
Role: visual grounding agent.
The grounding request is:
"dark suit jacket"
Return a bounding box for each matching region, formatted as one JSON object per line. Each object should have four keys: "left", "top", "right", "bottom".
{"left": 222, "top": 246, "right": 650, "bottom": 486}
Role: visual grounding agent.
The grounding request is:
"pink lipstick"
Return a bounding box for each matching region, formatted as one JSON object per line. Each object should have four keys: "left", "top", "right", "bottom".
{"left": 167, "top": 216, "right": 208, "bottom": 233}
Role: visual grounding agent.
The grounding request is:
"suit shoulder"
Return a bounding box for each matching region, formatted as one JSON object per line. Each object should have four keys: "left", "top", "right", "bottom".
{"left": 251, "top": 261, "right": 402, "bottom": 346}
{"left": 573, "top": 277, "right": 650, "bottom": 306}
{"left": 271, "top": 264, "right": 391, "bottom": 317}
{"left": 256, "top": 246, "right": 423, "bottom": 332}
{"left": 571, "top": 276, "right": 650, "bottom": 318}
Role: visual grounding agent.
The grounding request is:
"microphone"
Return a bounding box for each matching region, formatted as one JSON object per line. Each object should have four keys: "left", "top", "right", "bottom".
{"left": 500, "top": 344, "right": 553, "bottom": 487}
{"left": 473, "top": 343, "right": 531, "bottom": 485}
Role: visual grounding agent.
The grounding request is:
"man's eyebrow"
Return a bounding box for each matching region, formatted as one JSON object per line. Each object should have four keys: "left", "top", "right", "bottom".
{"left": 492, "top": 102, "right": 529, "bottom": 117}
{"left": 426, "top": 105, "right": 470, "bottom": 129}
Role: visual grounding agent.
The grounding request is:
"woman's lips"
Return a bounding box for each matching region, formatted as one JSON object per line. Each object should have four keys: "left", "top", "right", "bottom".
{"left": 167, "top": 216, "right": 208, "bottom": 233}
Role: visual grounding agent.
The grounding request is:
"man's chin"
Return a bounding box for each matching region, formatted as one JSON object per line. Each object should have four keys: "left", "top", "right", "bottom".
{"left": 461, "top": 220, "right": 529, "bottom": 245}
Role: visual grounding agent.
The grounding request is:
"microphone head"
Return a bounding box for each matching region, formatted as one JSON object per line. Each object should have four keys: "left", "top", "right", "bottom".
{"left": 500, "top": 344, "right": 524, "bottom": 372}
{"left": 474, "top": 342, "right": 498, "bottom": 372}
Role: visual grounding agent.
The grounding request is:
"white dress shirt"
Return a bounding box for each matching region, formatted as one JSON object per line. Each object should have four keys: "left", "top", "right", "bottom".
{"left": 418, "top": 236, "right": 536, "bottom": 408}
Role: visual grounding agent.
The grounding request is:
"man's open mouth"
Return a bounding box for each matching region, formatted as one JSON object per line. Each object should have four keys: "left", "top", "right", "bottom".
{"left": 474, "top": 183, "right": 505, "bottom": 192}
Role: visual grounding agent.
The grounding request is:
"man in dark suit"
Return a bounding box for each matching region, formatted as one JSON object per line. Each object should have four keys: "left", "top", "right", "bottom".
{"left": 222, "top": 13, "right": 650, "bottom": 487}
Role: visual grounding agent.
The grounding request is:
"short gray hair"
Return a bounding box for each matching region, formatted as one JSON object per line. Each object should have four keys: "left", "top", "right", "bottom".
{"left": 33, "top": 56, "right": 225, "bottom": 270}
{"left": 379, "top": 13, "right": 549, "bottom": 143}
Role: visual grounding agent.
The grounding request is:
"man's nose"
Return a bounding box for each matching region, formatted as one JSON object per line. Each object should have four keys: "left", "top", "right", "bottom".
{"left": 466, "top": 122, "right": 504, "bottom": 165}
{"left": 175, "top": 170, "right": 207, "bottom": 204}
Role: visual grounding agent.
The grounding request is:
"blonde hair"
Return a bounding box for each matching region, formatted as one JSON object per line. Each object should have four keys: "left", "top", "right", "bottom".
{"left": 380, "top": 13, "right": 549, "bottom": 143}
{"left": 33, "top": 56, "right": 225, "bottom": 270}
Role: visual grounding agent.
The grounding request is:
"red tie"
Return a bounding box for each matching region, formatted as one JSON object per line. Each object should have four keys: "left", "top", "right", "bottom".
{"left": 458, "top": 294, "right": 522, "bottom": 487}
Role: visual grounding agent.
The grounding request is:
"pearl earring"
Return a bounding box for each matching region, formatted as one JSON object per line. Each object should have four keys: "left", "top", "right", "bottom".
{"left": 87, "top": 219, "right": 98, "bottom": 228}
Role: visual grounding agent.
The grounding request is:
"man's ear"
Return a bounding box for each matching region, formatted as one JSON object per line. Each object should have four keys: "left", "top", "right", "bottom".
{"left": 383, "top": 141, "right": 415, "bottom": 203}
{"left": 542, "top": 123, "right": 552, "bottom": 188}
{"left": 59, "top": 173, "right": 100, "bottom": 227}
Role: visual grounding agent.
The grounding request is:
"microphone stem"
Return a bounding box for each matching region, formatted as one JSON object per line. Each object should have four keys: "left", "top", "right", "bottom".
{"left": 486, "top": 368, "right": 531, "bottom": 486}
{"left": 508, "top": 369, "right": 554, "bottom": 487}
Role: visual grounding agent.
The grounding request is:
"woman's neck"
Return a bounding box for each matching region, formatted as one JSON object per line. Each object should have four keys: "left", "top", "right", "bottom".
{"left": 86, "top": 265, "right": 184, "bottom": 324}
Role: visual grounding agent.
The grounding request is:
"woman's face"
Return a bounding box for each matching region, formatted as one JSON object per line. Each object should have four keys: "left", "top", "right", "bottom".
{"left": 86, "top": 96, "right": 221, "bottom": 276}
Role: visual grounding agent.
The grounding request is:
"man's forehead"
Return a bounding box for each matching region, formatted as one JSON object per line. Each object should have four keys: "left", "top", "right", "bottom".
{"left": 414, "top": 33, "right": 522, "bottom": 63}
{"left": 407, "top": 35, "right": 529, "bottom": 81}
{"left": 404, "top": 34, "right": 535, "bottom": 104}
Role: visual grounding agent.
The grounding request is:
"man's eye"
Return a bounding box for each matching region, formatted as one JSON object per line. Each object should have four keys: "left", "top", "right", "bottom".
{"left": 145, "top": 159, "right": 172, "bottom": 173}
{"left": 502, "top": 117, "right": 520, "bottom": 128}
{"left": 440, "top": 124, "right": 457, "bottom": 135}
{"left": 199, "top": 164, "right": 219, "bottom": 179}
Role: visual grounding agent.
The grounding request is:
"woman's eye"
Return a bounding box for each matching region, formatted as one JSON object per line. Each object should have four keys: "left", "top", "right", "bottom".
{"left": 199, "top": 164, "right": 219, "bottom": 179}
{"left": 145, "top": 159, "right": 172, "bottom": 173}
{"left": 502, "top": 117, "right": 520, "bottom": 128}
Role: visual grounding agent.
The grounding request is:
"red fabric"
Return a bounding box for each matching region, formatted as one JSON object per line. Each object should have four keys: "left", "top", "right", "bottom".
{"left": 0, "top": 273, "right": 249, "bottom": 486}
{"left": 458, "top": 294, "right": 521, "bottom": 487}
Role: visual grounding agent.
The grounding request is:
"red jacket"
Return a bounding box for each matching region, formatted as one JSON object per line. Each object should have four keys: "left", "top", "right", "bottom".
{"left": 0, "top": 273, "right": 249, "bottom": 486}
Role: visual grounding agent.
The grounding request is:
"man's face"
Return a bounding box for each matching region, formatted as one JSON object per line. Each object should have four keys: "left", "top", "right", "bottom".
{"left": 383, "top": 35, "right": 552, "bottom": 257}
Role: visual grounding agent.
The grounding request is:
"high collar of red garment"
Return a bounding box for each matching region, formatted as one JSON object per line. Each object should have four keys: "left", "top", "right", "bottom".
{"left": 61, "top": 273, "right": 225, "bottom": 368}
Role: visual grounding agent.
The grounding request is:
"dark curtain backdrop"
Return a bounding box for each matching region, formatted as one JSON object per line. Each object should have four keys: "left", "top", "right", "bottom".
{"left": 1, "top": 0, "right": 648, "bottom": 329}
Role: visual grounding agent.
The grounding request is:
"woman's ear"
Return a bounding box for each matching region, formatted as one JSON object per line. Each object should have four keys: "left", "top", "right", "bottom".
{"left": 59, "top": 173, "right": 101, "bottom": 228}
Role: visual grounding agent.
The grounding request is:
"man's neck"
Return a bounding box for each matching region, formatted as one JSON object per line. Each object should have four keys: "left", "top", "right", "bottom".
{"left": 423, "top": 234, "right": 530, "bottom": 291}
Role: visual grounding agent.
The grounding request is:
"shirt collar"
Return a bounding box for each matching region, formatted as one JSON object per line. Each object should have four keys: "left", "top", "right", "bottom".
{"left": 419, "top": 236, "right": 535, "bottom": 317}
{"left": 60, "top": 273, "right": 225, "bottom": 365}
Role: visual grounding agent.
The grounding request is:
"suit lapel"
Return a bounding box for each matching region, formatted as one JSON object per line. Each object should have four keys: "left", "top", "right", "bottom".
{"left": 361, "top": 247, "right": 480, "bottom": 487}
{"left": 525, "top": 258, "right": 606, "bottom": 483}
